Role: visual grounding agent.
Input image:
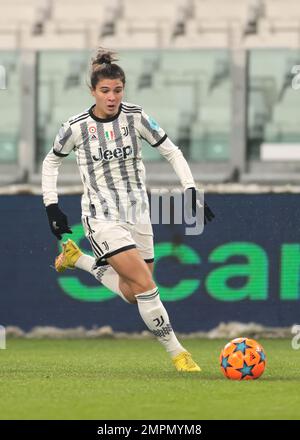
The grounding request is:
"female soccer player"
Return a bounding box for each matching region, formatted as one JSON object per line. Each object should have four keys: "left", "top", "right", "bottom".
{"left": 42, "top": 49, "right": 214, "bottom": 372}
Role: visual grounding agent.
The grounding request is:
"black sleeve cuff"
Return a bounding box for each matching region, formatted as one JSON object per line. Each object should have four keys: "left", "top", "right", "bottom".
{"left": 53, "top": 148, "right": 69, "bottom": 157}
{"left": 152, "top": 134, "right": 168, "bottom": 148}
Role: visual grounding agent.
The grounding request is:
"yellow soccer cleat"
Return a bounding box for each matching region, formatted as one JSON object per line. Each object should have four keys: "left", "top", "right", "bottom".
{"left": 172, "top": 351, "right": 201, "bottom": 372}
{"left": 55, "top": 239, "right": 83, "bottom": 273}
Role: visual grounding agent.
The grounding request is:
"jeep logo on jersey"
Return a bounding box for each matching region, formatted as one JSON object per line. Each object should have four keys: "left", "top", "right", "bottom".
{"left": 92, "top": 145, "right": 133, "bottom": 162}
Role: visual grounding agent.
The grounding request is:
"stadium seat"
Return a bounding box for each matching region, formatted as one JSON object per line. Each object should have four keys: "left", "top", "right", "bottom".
{"left": 265, "top": 0, "right": 300, "bottom": 20}
{"left": 21, "top": 29, "right": 87, "bottom": 50}
{"left": 248, "top": 48, "right": 300, "bottom": 159}
{"left": 0, "top": 133, "right": 19, "bottom": 162}
{"left": 0, "top": 3, "right": 37, "bottom": 23}
{"left": 100, "top": 31, "right": 160, "bottom": 49}
{"left": 52, "top": 0, "right": 103, "bottom": 22}
{"left": 172, "top": 32, "right": 230, "bottom": 49}
{"left": 0, "top": 33, "right": 18, "bottom": 50}
{"left": 195, "top": 0, "right": 250, "bottom": 21}
{"left": 190, "top": 125, "right": 230, "bottom": 162}
{"left": 0, "top": 52, "right": 20, "bottom": 162}
{"left": 122, "top": 0, "right": 178, "bottom": 21}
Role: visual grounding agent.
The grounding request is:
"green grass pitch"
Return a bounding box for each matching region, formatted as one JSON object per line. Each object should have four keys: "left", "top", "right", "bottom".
{"left": 0, "top": 338, "right": 299, "bottom": 420}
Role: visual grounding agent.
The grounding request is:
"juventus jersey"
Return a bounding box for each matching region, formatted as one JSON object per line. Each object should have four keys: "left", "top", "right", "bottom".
{"left": 43, "top": 101, "right": 196, "bottom": 222}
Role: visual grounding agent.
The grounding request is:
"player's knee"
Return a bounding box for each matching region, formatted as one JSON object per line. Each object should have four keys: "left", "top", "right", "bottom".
{"left": 126, "top": 275, "right": 155, "bottom": 296}
{"left": 119, "top": 278, "right": 137, "bottom": 304}
{"left": 125, "top": 295, "right": 137, "bottom": 304}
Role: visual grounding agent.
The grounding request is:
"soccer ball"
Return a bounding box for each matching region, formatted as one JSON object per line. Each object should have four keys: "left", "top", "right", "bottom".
{"left": 219, "top": 337, "right": 266, "bottom": 380}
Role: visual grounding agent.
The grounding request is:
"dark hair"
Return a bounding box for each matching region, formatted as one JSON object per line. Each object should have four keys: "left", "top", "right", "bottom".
{"left": 90, "top": 48, "right": 126, "bottom": 89}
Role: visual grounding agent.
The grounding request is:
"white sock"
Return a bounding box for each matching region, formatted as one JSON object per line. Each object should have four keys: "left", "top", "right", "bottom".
{"left": 75, "top": 254, "right": 129, "bottom": 303}
{"left": 136, "top": 287, "right": 185, "bottom": 358}
{"left": 100, "top": 266, "right": 130, "bottom": 303}
{"left": 75, "top": 254, "right": 94, "bottom": 273}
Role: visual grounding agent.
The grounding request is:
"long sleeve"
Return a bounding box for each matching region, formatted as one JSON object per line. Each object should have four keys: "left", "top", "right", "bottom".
{"left": 138, "top": 109, "right": 196, "bottom": 189}
{"left": 42, "top": 149, "right": 64, "bottom": 206}
{"left": 42, "top": 121, "right": 75, "bottom": 206}
{"left": 137, "top": 110, "right": 168, "bottom": 147}
{"left": 156, "top": 137, "right": 196, "bottom": 190}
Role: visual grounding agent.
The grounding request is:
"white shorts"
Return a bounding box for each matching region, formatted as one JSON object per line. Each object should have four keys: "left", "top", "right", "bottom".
{"left": 82, "top": 216, "right": 154, "bottom": 264}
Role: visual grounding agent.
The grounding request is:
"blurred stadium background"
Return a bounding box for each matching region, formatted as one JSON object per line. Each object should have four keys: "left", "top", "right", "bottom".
{"left": 1, "top": 0, "right": 300, "bottom": 335}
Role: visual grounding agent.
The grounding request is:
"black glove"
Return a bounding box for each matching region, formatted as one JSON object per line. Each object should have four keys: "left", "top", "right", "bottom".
{"left": 46, "top": 203, "right": 72, "bottom": 240}
{"left": 184, "top": 187, "right": 215, "bottom": 225}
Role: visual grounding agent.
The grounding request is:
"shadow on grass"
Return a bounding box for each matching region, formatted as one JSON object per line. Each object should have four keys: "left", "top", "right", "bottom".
{"left": 125, "top": 370, "right": 300, "bottom": 382}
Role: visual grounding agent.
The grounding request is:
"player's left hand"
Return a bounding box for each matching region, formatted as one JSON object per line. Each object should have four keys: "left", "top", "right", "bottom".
{"left": 184, "top": 187, "right": 215, "bottom": 225}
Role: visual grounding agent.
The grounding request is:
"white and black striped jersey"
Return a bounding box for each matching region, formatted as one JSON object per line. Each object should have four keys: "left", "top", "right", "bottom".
{"left": 43, "top": 101, "right": 195, "bottom": 222}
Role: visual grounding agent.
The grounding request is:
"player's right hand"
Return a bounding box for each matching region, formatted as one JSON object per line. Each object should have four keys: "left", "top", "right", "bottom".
{"left": 46, "top": 203, "right": 72, "bottom": 240}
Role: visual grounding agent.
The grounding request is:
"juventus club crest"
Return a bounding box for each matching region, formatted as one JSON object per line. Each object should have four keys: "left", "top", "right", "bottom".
{"left": 122, "top": 126, "right": 129, "bottom": 137}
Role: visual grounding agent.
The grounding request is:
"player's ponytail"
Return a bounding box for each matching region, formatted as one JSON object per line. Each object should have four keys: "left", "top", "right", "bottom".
{"left": 92, "top": 48, "right": 116, "bottom": 66}
{"left": 90, "top": 47, "right": 126, "bottom": 89}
